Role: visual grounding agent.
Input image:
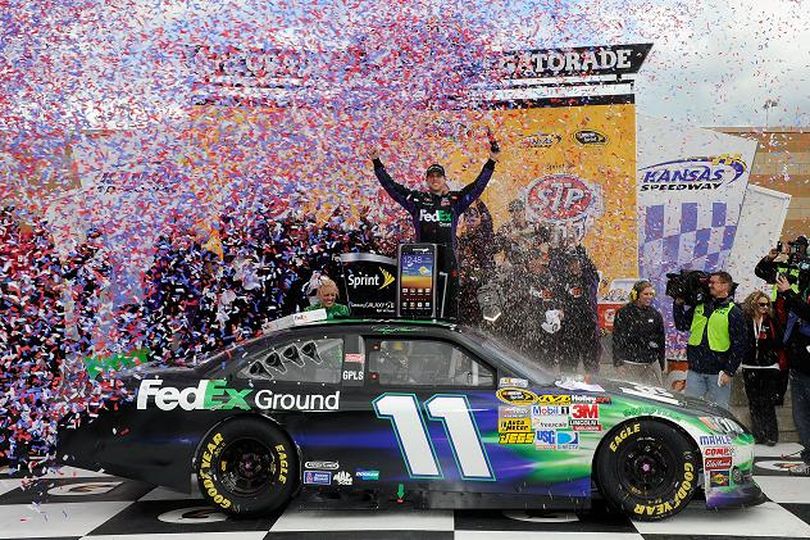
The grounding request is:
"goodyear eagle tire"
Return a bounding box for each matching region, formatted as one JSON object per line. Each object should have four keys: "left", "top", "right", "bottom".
{"left": 196, "top": 417, "right": 297, "bottom": 516}
{"left": 596, "top": 419, "right": 699, "bottom": 521}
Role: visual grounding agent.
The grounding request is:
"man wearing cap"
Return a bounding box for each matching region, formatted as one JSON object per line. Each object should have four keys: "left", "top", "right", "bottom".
{"left": 369, "top": 143, "right": 499, "bottom": 320}
{"left": 496, "top": 199, "right": 536, "bottom": 267}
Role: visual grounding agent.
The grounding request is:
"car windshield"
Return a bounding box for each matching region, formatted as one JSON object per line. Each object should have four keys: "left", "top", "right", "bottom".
{"left": 462, "top": 326, "right": 555, "bottom": 384}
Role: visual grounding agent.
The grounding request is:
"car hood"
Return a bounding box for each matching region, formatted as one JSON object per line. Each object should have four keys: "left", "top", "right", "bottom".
{"left": 564, "top": 374, "right": 736, "bottom": 419}
{"left": 117, "top": 364, "right": 203, "bottom": 389}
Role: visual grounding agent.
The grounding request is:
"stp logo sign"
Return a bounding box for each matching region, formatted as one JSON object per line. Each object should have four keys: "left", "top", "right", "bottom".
{"left": 571, "top": 404, "right": 598, "bottom": 419}
{"left": 526, "top": 174, "right": 603, "bottom": 223}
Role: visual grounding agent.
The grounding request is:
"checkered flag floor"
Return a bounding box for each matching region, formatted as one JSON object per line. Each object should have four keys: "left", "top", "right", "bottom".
{"left": 1, "top": 444, "right": 809, "bottom": 540}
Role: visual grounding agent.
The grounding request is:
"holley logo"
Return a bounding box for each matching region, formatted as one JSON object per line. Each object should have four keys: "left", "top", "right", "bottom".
{"left": 419, "top": 209, "right": 452, "bottom": 224}
{"left": 639, "top": 154, "right": 747, "bottom": 192}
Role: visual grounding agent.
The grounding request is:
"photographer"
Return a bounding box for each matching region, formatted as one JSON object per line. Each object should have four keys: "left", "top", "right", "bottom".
{"left": 755, "top": 236, "right": 810, "bottom": 299}
{"left": 673, "top": 271, "right": 747, "bottom": 409}
{"left": 776, "top": 274, "right": 810, "bottom": 475}
{"left": 613, "top": 280, "right": 666, "bottom": 385}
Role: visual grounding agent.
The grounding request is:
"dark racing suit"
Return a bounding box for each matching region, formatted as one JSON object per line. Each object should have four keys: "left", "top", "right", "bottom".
{"left": 373, "top": 158, "right": 496, "bottom": 320}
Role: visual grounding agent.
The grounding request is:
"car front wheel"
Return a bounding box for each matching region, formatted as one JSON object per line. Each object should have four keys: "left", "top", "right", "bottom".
{"left": 196, "top": 417, "right": 297, "bottom": 516}
{"left": 596, "top": 419, "right": 699, "bottom": 521}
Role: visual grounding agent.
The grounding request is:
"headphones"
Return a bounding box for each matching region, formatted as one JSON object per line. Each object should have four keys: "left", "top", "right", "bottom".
{"left": 629, "top": 280, "right": 653, "bottom": 302}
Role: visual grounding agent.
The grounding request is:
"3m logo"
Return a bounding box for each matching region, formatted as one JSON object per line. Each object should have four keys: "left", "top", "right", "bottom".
{"left": 571, "top": 404, "right": 598, "bottom": 419}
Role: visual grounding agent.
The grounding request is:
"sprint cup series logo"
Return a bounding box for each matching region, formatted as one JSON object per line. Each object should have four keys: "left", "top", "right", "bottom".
{"left": 639, "top": 154, "right": 747, "bottom": 192}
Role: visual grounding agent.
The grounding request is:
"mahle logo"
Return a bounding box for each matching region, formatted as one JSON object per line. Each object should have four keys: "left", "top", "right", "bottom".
{"left": 138, "top": 379, "right": 251, "bottom": 411}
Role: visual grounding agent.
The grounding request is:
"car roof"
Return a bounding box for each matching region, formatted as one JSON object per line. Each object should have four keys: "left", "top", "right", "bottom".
{"left": 262, "top": 314, "right": 462, "bottom": 337}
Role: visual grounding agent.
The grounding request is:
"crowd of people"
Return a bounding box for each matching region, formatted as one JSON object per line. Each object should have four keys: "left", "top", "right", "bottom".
{"left": 607, "top": 244, "right": 810, "bottom": 476}
{"left": 3, "top": 162, "right": 810, "bottom": 478}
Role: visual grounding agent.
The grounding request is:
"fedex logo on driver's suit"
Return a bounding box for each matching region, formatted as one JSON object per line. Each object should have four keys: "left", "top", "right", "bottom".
{"left": 419, "top": 209, "right": 452, "bottom": 224}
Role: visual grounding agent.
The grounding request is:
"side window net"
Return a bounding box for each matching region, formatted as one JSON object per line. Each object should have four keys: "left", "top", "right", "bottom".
{"left": 242, "top": 338, "right": 341, "bottom": 384}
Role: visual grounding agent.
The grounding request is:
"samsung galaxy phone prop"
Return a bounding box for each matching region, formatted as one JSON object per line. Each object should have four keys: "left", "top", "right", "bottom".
{"left": 397, "top": 244, "right": 438, "bottom": 319}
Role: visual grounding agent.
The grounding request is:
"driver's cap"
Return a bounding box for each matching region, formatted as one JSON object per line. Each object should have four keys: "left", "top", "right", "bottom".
{"left": 425, "top": 164, "right": 446, "bottom": 177}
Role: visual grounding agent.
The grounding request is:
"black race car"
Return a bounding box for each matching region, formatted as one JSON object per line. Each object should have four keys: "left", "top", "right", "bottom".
{"left": 58, "top": 315, "right": 763, "bottom": 520}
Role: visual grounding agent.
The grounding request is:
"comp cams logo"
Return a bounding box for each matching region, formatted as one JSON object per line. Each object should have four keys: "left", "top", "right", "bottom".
{"left": 137, "top": 379, "right": 340, "bottom": 411}
{"left": 346, "top": 267, "right": 395, "bottom": 290}
{"left": 639, "top": 154, "right": 747, "bottom": 192}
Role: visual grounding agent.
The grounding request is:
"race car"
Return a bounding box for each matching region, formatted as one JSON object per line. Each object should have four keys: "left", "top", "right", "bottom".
{"left": 58, "top": 314, "right": 764, "bottom": 521}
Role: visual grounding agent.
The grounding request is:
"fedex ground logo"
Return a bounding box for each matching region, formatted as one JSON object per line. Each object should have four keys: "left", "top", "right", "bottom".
{"left": 137, "top": 379, "right": 340, "bottom": 411}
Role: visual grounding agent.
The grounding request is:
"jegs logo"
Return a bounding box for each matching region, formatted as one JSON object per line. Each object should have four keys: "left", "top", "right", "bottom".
{"left": 639, "top": 154, "right": 747, "bottom": 192}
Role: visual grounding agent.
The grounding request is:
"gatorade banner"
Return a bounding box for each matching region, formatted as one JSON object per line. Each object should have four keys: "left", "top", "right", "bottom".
{"left": 637, "top": 115, "right": 758, "bottom": 360}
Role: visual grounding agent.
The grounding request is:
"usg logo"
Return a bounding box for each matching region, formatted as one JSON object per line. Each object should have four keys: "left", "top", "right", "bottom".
{"left": 639, "top": 154, "right": 747, "bottom": 192}
{"left": 574, "top": 130, "right": 607, "bottom": 145}
{"left": 419, "top": 209, "right": 452, "bottom": 224}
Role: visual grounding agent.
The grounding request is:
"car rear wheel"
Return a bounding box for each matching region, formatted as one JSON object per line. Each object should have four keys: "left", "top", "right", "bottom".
{"left": 196, "top": 417, "right": 297, "bottom": 516}
{"left": 596, "top": 419, "right": 699, "bottom": 521}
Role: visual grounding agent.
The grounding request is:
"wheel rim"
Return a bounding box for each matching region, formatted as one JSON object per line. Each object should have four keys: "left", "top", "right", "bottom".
{"left": 617, "top": 436, "right": 677, "bottom": 498}
{"left": 218, "top": 438, "right": 277, "bottom": 497}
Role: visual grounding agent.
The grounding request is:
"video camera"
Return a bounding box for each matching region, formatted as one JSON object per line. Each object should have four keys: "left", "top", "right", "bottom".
{"left": 665, "top": 270, "right": 710, "bottom": 306}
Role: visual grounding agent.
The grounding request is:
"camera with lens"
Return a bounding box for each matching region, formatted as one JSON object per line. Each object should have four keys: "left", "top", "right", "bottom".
{"left": 665, "top": 270, "right": 710, "bottom": 306}
{"left": 764, "top": 235, "right": 810, "bottom": 291}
